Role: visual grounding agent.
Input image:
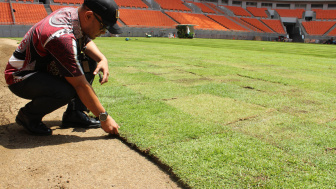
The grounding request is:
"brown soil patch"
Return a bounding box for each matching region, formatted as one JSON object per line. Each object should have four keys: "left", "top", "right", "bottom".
{"left": 0, "top": 38, "right": 181, "bottom": 189}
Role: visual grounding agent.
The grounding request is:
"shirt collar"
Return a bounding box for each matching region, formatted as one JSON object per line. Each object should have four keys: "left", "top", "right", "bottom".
{"left": 71, "top": 8, "right": 83, "bottom": 39}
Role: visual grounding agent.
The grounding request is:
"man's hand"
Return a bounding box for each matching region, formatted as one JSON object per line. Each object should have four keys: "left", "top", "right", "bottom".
{"left": 101, "top": 115, "right": 120, "bottom": 134}
{"left": 83, "top": 40, "right": 110, "bottom": 85}
{"left": 93, "top": 59, "right": 109, "bottom": 85}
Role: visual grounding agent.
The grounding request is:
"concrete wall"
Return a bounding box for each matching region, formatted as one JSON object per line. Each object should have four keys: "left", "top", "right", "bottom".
{"left": 0, "top": 25, "right": 32, "bottom": 38}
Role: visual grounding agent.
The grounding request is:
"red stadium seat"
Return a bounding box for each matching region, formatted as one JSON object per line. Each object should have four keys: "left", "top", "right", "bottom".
{"left": 224, "top": 6, "right": 251, "bottom": 17}
{"left": 0, "top": 2, "right": 14, "bottom": 25}
{"left": 166, "top": 12, "right": 227, "bottom": 30}
{"left": 12, "top": 3, "right": 48, "bottom": 25}
{"left": 119, "top": 9, "right": 177, "bottom": 28}
{"left": 302, "top": 21, "right": 336, "bottom": 35}
{"left": 246, "top": 7, "right": 268, "bottom": 18}
{"left": 274, "top": 9, "right": 304, "bottom": 19}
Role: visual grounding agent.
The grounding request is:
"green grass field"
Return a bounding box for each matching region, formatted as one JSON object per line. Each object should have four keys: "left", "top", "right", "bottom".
{"left": 93, "top": 37, "right": 336, "bottom": 188}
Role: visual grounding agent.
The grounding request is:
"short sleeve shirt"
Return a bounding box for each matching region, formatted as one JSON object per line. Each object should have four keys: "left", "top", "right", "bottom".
{"left": 4, "top": 7, "right": 91, "bottom": 85}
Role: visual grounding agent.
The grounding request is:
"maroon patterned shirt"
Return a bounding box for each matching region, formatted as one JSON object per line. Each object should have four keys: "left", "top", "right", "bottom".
{"left": 4, "top": 7, "right": 91, "bottom": 85}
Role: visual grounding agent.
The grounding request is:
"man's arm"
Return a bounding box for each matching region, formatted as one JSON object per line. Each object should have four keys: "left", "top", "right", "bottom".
{"left": 65, "top": 75, "right": 119, "bottom": 134}
{"left": 83, "top": 40, "right": 109, "bottom": 84}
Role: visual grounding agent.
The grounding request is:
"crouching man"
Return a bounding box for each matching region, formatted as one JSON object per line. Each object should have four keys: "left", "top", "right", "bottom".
{"left": 4, "top": 0, "right": 121, "bottom": 135}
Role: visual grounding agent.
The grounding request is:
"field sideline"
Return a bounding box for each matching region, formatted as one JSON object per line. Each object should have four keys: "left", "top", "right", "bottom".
{"left": 93, "top": 37, "right": 336, "bottom": 188}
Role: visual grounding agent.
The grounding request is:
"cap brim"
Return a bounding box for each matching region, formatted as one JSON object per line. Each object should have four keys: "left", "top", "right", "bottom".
{"left": 106, "top": 22, "right": 122, "bottom": 34}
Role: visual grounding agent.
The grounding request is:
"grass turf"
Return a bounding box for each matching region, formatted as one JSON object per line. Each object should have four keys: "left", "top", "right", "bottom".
{"left": 93, "top": 37, "right": 336, "bottom": 188}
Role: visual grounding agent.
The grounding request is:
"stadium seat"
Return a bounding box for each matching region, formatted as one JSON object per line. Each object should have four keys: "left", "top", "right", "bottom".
{"left": 119, "top": 9, "right": 177, "bottom": 28}
{"left": 327, "top": 27, "right": 336, "bottom": 36}
{"left": 246, "top": 7, "right": 268, "bottom": 18}
{"left": 274, "top": 8, "right": 304, "bottom": 19}
{"left": 224, "top": 6, "right": 251, "bottom": 17}
{"left": 313, "top": 9, "right": 336, "bottom": 20}
{"left": 188, "top": 1, "right": 216, "bottom": 14}
{"left": 0, "top": 2, "right": 14, "bottom": 25}
{"left": 53, "top": 0, "right": 83, "bottom": 5}
{"left": 302, "top": 21, "right": 336, "bottom": 35}
{"left": 241, "top": 17, "right": 274, "bottom": 33}
{"left": 12, "top": 3, "right": 48, "bottom": 25}
{"left": 114, "top": 0, "right": 148, "bottom": 9}
{"left": 229, "top": 16, "right": 260, "bottom": 32}
{"left": 260, "top": 19, "right": 286, "bottom": 34}
{"left": 50, "top": 4, "right": 79, "bottom": 12}
{"left": 166, "top": 12, "right": 227, "bottom": 30}
{"left": 155, "top": 0, "right": 191, "bottom": 12}
{"left": 207, "top": 15, "right": 249, "bottom": 32}
{"left": 15, "top": 0, "right": 34, "bottom": 3}
{"left": 205, "top": 2, "right": 226, "bottom": 14}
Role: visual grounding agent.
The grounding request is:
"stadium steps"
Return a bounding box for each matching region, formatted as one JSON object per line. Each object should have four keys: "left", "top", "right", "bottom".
{"left": 241, "top": 17, "right": 274, "bottom": 33}
{"left": 207, "top": 15, "right": 248, "bottom": 32}
{"left": 141, "top": 0, "right": 152, "bottom": 9}
{"left": 245, "top": 8, "right": 255, "bottom": 18}
{"left": 225, "top": 6, "right": 252, "bottom": 17}
{"left": 231, "top": 17, "right": 260, "bottom": 32}
{"left": 256, "top": 18, "right": 276, "bottom": 33}
{"left": 205, "top": 3, "right": 226, "bottom": 15}
{"left": 246, "top": 7, "right": 269, "bottom": 18}
{"left": 324, "top": 23, "right": 336, "bottom": 36}
{"left": 189, "top": 1, "right": 216, "bottom": 14}
{"left": 218, "top": 6, "right": 235, "bottom": 17}
{"left": 260, "top": 19, "right": 286, "bottom": 34}
{"left": 203, "top": 2, "right": 218, "bottom": 14}
{"left": 225, "top": 16, "right": 252, "bottom": 31}
{"left": 183, "top": 1, "right": 195, "bottom": 13}
{"left": 206, "top": 15, "right": 229, "bottom": 30}
{"left": 162, "top": 10, "right": 180, "bottom": 24}
{"left": 44, "top": 4, "right": 52, "bottom": 15}
{"left": 184, "top": 2, "right": 202, "bottom": 14}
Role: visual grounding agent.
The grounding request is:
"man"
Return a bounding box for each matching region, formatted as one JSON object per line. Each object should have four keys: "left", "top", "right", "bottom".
{"left": 4, "top": 0, "right": 121, "bottom": 135}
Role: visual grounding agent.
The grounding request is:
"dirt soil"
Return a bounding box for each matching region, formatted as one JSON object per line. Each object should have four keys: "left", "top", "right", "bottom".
{"left": 0, "top": 38, "right": 181, "bottom": 189}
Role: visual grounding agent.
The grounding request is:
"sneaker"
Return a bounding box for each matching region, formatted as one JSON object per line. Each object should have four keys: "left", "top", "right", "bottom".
{"left": 15, "top": 109, "right": 52, "bottom": 136}
{"left": 61, "top": 110, "right": 100, "bottom": 128}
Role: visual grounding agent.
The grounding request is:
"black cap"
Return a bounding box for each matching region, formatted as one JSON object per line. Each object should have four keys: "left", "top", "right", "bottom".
{"left": 84, "top": 0, "right": 122, "bottom": 34}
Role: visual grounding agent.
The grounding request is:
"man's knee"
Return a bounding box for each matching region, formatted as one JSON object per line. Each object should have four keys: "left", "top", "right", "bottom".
{"left": 55, "top": 84, "right": 76, "bottom": 103}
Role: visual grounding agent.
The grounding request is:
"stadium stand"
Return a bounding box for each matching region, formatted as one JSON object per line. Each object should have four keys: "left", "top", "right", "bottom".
{"left": 241, "top": 17, "right": 274, "bottom": 33}
{"left": 224, "top": 6, "right": 251, "bottom": 17}
{"left": 229, "top": 16, "right": 261, "bottom": 32}
{"left": 53, "top": 0, "right": 83, "bottom": 5}
{"left": 12, "top": 3, "right": 48, "bottom": 25}
{"left": 1, "top": 0, "right": 336, "bottom": 42}
{"left": 246, "top": 7, "right": 268, "bottom": 18}
{"left": 274, "top": 8, "right": 304, "bottom": 19}
{"left": 50, "top": 4, "right": 79, "bottom": 12}
{"left": 313, "top": 9, "right": 336, "bottom": 20}
{"left": 114, "top": 0, "right": 148, "bottom": 9}
{"left": 205, "top": 2, "right": 226, "bottom": 15}
{"left": 260, "top": 19, "right": 286, "bottom": 34}
{"left": 302, "top": 21, "right": 336, "bottom": 35}
{"left": 14, "top": 0, "right": 34, "bottom": 2}
{"left": 327, "top": 27, "right": 336, "bottom": 36}
{"left": 0, "top": 2, "right": 13, "bottom": 25}
{"left": 155, "top": 0, "right": 191, "bottom": 12}
{"left": 166, "top": 12, "right": 227, "bottom": 30}
{"left": 207, "top": 15, "right": 249, "bottom": 32}
{"left": 186, "top": 1, "right": 216, "bottom": 14}
{"left": 119, "top": 9, "right": 177, "bottom": 28}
